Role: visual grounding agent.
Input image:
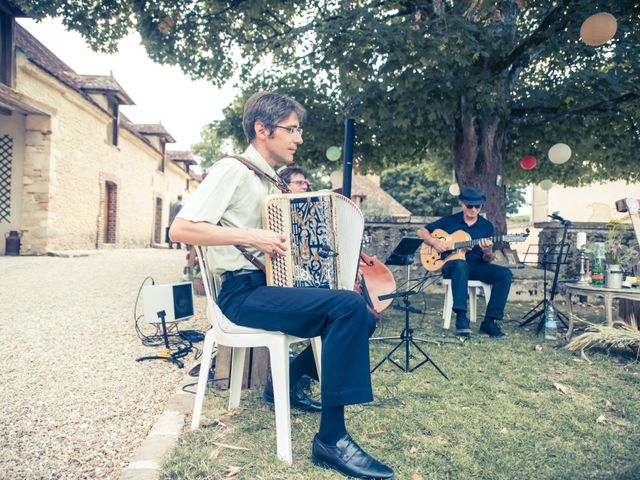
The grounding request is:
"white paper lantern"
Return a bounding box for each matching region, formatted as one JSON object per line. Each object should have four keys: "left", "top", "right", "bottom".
{"left": 580, "top": 13, "right": 617, "bottom": 47}
{"left": 539, "top": 179, "right": 553, "bottom": 191}
{"left": 325, "top": 146, "right": 341, "bottom": 161}
{"left": 449, "top": 183, "right": 460, "bottom": 196}
{"left": 548, "top": 143, "right": 572, "bottom": 164}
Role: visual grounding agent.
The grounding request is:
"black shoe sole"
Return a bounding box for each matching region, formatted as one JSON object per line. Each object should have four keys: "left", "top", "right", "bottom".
{"left": 311, "top": 456, "right": 393, "bottom": 480}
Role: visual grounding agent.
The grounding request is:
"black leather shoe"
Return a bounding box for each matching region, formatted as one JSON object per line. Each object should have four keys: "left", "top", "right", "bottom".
{"left": 263, "top": 378, "right": 322, "bottom": 413}
{"left": 479, "top": 318, "right": 506, "bottom": 338}
{"left": 312, "top": 434, "right": 394, "bottom": 479}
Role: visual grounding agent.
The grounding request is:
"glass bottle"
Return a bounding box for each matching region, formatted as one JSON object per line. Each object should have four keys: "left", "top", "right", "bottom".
{"left": 591, "top": 242, "right": 605, "bottom": 286}
{"left": 544, "top": 301, "right": 558, "bottom": 340}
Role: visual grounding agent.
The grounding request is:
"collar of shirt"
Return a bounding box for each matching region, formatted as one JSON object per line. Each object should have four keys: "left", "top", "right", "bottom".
{"left": 242, "top": 145, "right": 280, "bottom": 180}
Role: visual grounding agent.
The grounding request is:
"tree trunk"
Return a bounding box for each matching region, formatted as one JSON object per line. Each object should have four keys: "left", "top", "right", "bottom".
{"left": 451, "top": 97, "right": 508, "bottom": 234}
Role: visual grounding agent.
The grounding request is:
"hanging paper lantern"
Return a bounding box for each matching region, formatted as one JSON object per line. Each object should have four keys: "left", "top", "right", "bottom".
{"left": 539, "top": 179, "right": 553, "bottom": 191}
{"left": 449, "top": 183, "right": 460, "bottom": 196}
{"left": 580, "top": 13, "right": 617, "bottom": 47}
{"left": 519, "top": 155, "right": 537, "bottom": 170}
{"left": 548, "top": 143, "right": 572, "bottom": 164}
{"left": 325, "top": 146, "right": 341, "bottom": 161}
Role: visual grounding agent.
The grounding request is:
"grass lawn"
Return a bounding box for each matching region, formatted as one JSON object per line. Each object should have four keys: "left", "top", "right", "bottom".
{"left": 162, "top": 293, "right": 640, "bottom": 480}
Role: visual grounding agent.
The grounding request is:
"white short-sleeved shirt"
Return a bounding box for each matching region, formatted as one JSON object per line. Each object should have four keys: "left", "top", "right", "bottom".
{"left": 177, "top": 145, "right": 281, "bottom": 274}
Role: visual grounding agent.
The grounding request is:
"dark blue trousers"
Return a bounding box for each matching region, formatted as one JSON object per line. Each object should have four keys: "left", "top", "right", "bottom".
{"left": 217, "top": 272, "right": 376, "bottom": 408}
{"left": 442, "top": 260, "right": 513, "bottom": 320}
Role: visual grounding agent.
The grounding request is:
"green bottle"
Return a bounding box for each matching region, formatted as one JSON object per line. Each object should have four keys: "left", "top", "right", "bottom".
{"left": 591, "top": 242, "right": 605, "bottom": 286}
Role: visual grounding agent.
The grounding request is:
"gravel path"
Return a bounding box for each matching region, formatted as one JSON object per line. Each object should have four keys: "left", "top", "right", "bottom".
{"left": 0, "top": 249, "right": 207, "bottom": 480}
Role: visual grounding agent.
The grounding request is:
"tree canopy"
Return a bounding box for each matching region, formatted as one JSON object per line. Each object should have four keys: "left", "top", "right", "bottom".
{"left": 381, "top": 163, "right": 526, "bottom": 217}
{"left": 18, "top": 0, "right": 640, "bottom": 229}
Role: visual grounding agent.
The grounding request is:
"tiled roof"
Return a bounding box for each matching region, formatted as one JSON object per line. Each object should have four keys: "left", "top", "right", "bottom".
{"left": 0, "top": 82, "right": 47, "bottom": 115}
{"left": 332, "top": 174, "right": 412, "bottom": 218}
{"left": 130, "top": 123, "right": 176, "bottom": 143}
{"left": 16, "top": 24, "right": 134, "bottom": 106}
{"left": 14, "top": 22, "right": 176, "bottom": 152}
{"left": 64, "top": 73, "right": 134, "bottom": 105}
{"left": 167, "top": 150, "right": 196, "bottom": 164}
{"left": 15, "top": 24, "right": 75, "bottom": 87}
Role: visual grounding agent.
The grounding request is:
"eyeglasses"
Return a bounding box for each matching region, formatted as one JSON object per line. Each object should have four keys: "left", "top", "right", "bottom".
{"left": 289, "top": 180, "right": 311, "bottom": 187}
{"left": 275, "top": 125, "right": 304, "bottom": 136}
{"left": 464, "top": 203, "right": 482, "bottom": 210}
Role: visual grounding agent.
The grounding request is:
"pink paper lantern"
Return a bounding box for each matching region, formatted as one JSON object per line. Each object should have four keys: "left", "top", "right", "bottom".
{"left": 580, "top": 13, "right": 617, "bottom": 47}
{"left": 519, "top": 155, "right": 537, "bottom": 170}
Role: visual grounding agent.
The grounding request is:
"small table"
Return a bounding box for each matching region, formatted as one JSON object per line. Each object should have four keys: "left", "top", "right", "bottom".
{"left": 563, "top": 283, "right": 640, "bottom": 339}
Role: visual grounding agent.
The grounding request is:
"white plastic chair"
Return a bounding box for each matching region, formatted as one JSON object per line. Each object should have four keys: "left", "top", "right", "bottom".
{"left": 442, "top": 279, "right": 492, "bottom": 329}
{"left": 191, "top": 245, "right": 322, "bottom": 464}
{"left": 191, "top": 193, "right": 365, "bottom": 464}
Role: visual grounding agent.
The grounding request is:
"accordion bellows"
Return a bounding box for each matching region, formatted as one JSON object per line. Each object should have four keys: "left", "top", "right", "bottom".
{"left": 263, "top": 191, "right": 364, "bottom": 289}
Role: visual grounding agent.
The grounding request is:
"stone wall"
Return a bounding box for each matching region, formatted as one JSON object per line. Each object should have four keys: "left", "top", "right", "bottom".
{"left": 14, "top": 54, "right": 192, "bottom": 253}
{"left": 362, "top": 215, "right": 435, "bottom": 283}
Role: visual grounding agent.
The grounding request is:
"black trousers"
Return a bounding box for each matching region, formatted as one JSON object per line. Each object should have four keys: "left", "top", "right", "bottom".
{"left": 217, "top": 272, "right": 377, "bottom": 408}
{"left": 442, "top": 260, "right": 513, "bottom": 320}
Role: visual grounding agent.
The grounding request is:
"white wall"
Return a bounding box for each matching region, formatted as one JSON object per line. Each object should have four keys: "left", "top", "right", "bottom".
{"left": 533, "top": 181, "right": 640, "bottom": 223}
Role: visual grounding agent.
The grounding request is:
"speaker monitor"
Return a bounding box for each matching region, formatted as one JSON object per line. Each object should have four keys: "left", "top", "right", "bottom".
{"left": 143, "top": 282, "right": 195, "bottom": 324}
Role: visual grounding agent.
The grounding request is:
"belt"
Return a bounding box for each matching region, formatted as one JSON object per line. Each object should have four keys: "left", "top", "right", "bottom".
{"left": 220, "top": 268, "right": 263, "bottom": 284}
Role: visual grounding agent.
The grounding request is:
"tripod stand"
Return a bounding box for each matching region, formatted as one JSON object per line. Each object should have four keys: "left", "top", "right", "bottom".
{"left": 370, "top": 237, "right": 449, "bottom": 378}
{"left": 371, "top": 277, "right": 449, "bottom": 378}
{"left": 520, "top": 214, "right": 571, "bottom": 333}
{"left": 136, "top": 310, "right": 186, "bottom": 368}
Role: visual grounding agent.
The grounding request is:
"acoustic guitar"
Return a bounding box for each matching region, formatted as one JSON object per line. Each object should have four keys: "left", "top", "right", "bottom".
{"left": 418, "top": 228, "right": 530, "bottom": 272}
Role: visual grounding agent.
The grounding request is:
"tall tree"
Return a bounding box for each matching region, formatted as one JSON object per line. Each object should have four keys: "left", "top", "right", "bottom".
{"left": 381, "top": 163, "right": 526, "bottom": 217}
{"left": 18, "top": 0, "right": 640, "bottom": 231}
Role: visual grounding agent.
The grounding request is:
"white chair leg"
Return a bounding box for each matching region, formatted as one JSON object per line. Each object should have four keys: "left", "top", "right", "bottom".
{"left": 469, "top": 287, "right": 478, "bottom": 323}
{"left": 443, "top": 282, "right": 454, "bottom": 329}
{"left": 192, "top": 330, "right": 216, "bottom": 429}
{"left": 310, "top": 337, "right": 322, "bottom": 387}
{"left": 269, "top": 342, "right": 293, "bottom": 464}
{"left": 228, "top": 347, "right": 246, "bottom": 409}
{"left": 483, "top": 285, "right": 492, "bottom": 310}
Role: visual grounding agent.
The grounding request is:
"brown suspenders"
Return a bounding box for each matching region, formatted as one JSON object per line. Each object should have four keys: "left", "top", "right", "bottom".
{"left": 226, "top": 155, "right": 291, "bottom": 272}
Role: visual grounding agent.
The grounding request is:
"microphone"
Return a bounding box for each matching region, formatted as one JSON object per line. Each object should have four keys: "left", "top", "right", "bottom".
{"left": 548, "top": 213, "right": 572, "bottom": 226}
{"left": 318, "top": 244, "right": 339, "bottom": 259}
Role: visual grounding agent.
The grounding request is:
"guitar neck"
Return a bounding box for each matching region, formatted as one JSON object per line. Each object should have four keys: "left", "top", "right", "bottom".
{"left": 453, "top": 235, "right": 519, "bottom": 250}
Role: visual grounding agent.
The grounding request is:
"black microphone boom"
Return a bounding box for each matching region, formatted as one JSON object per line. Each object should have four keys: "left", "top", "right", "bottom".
{"left": 548, "top": 213, "right": 571, "bottom": 225}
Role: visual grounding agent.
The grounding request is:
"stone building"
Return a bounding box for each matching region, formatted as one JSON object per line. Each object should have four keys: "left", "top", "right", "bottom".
{"left": 0, "top": 3, "right": 198, "bottom": 254}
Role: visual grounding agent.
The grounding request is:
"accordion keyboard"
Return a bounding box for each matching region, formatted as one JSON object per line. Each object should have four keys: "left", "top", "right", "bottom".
{"left": 266, "top": 202, "right": 290, "bottom": 286}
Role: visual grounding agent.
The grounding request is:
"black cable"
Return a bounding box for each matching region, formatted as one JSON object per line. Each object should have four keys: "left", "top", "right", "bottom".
{"left": 133, "top": 277, "right": 205, "bottom": 366}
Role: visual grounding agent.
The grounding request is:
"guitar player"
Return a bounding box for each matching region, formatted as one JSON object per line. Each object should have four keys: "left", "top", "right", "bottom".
{"left": 417, "top": 187, "right": 512, "bottom": 339}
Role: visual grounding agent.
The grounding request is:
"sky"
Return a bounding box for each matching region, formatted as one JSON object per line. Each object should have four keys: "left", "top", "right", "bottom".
{"left": 18, "top": 17, "right": 236, "bottom": 151}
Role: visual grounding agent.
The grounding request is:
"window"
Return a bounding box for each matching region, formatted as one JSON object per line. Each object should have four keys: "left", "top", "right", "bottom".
{"left": 158, "top": 139, "right": 165, "bottom": 172}
{"left": 0, "top": 7, "right": 14, "bottom": 87}
{"left": 107, "top": 98, "right": 119, "bottom": 146}
{"left": 104, "top": 181, "right": 117, "bottom": 243}
{"left": 154, "top": 197, "right": 163, "bottom": 243}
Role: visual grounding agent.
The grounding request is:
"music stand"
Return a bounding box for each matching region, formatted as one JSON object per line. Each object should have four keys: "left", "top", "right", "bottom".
{"left": 520, "top": 216, "right": 572, "bottom": 333}
{"left": 384, "top": 237, "right": 424, "bottom": 283}
{"left": 370, "top": 237, "right": 449, "bottom": 379}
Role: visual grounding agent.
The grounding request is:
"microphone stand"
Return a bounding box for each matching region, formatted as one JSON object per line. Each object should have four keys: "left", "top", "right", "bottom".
{"left": 520, "top": 214, "right": 571, "bottom": 333}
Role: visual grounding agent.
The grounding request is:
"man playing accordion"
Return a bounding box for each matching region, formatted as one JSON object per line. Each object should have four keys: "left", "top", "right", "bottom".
{"left": 170, "top": 92, "right": 393, "bottom": 479}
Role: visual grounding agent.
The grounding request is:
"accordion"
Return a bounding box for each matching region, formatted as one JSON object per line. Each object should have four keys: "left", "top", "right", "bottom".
{"left": 262, "top": 191, "right": 364, "bottom": 289}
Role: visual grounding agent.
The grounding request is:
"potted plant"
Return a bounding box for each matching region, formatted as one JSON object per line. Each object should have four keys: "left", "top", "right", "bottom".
{"left": 604, "top": 220, "right": 640, "bottom": 287}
